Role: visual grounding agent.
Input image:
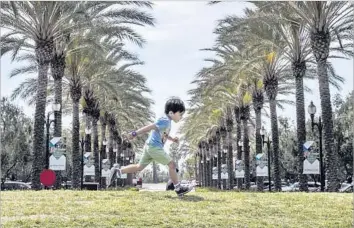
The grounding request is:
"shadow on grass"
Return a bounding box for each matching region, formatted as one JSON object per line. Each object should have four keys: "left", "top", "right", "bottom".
{"left": 164, "top": 194, "right": 205, "bottom": 202}
{"left": 164, "top": 194, "right": 224, "bottom": 203}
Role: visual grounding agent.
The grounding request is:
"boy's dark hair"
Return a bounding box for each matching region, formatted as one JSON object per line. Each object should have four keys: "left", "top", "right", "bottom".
{"left": 164, "top": 97, "right": 185, "bottom": 115}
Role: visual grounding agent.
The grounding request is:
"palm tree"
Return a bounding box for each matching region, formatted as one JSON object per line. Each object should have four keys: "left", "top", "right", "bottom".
{"left": 214, "top": 10, "right": 311, "bottom": 191}
{"left": 1, "top": 1, "right": 156, "bottom": 190}
{"left": 286, "top": 1, "right": 353, "bottom": 192}
{"left": 225, "top": 107, "right": 234, "bottom": 189}
{"left": 107, "top": 113, "right": 116, "bottom": 172}
{"left": 252, "top": 79, "right": 265, "bottom": 191}
{"left": 1, "top": 1, "right": 83, "bottom": 190}
{"left": 211, "top": 1, "right": 349, "bottom": 192}
{"left": 234, "top": 106, "right": 242, "bottom": 189}
{"left": 239, "top": 90, "right": 252, "bottom": 190}
{"left": 237, "top": 1, "right": 351, "bottom": 191}
{"left": 82, "top": 87, "right": 101, "bottom": 182}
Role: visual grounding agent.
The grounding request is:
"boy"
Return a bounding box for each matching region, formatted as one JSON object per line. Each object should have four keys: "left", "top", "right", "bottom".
{"left": 108, "top": 97, "right": 193, "bottom": 196}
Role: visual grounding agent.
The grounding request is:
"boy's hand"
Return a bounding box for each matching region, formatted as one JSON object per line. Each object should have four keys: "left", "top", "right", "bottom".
{"left": 124, "top": 132, "right": 134, "bottom": 141}
{"left": 172, "top": 137, "right": 179, "bottom": 144}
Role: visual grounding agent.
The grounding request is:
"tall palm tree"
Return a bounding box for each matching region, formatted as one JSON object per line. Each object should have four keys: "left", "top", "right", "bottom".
{"left": 239, "top": 90, "right": 252, "bottom": 190}
{"left": 1, "top": 1, "right": 82, "bottom": 189}
{"left": 2, "top": 1, "right": 155, "bottom": 189}
{"left": 234, "top": 106, "right": 242, "bottom": 189}
{"left": 252, "top": 79, "right": 265, "bottom": 191}
{"left": 238, "top": 1, "right": 350, "bottom": 191}
{"left": 82, "top": 87, "right": 101, "bottom": 182}
{"left": 214, "top": 11, "right": 305, "bottom": 191}
{"left": 286, "top": 1, "right": 353, "bottom": 192}
{"left": 225, "top": 107, "right": 234, "bottom": 189}
{"left": 107, "top": 113, "right": 116, "bottom": 171}
{"left": 212, "top": 2, "right": 349, "bottom": 191}
{"left": 68, "top": 76, "right": 82, "bottom": 189}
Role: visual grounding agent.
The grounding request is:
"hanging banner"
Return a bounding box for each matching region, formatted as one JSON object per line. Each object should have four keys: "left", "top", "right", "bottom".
{"left": 84, "top": 152, "right": 92, "bottom": 165}
{"left": 235, "top": 160, "right": 244, "bottom": 178}
{"left": 49, "top": 137, "right": 61, "bottom": 148}
{"left": 84, "top": 165, "right": 95, "bottom": 176}
{"left": 49, "top": 148, "right": 66, "bottom": 171}
{"left": 101, "top": 159, "right": 110, "bottom": 178}
{"left": 303, "top": 141, "right": 320, "bottom": 174}
{"left": 84, "top": 157, "right": 95, "bottom": 176}
{"left": 221, "top": 164, "right": 228, "bottom": 179}
{"left": 256, "top": 153, "right": 268, "bottom": 177}
{"left": 212, "top": 167, "right": 218, "bottom": 180}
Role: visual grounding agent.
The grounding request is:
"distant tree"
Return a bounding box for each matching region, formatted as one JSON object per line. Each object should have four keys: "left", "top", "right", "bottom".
{"left": 1, "top": 98, "right": 33, "bottom": 184}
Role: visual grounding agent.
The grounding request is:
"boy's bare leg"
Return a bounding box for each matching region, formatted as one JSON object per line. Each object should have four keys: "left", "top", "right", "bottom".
{"left": 108, "top": 164, "right": 145, "bottom": 187}
{"left": 168, "top": 161, "right": 179, "bottom": 185}
{"left": 167, "top": 161, "right": 193, "bottom": 196}
{"left": 120, "top": 164, "right": 145, "bottom": 174}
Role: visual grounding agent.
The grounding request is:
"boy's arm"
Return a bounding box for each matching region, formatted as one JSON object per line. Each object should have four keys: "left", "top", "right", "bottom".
{"left": 127, "top": 118, "right": 168, "bottom": 140}
{"left": 134, "top": 123, "right": 157, "bottom": 136}
{"left": 164, "top": 133, "right": 179, "bottom": 143}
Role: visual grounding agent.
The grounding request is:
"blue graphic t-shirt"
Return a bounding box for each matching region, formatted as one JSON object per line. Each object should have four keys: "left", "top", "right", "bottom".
{"left": 146, "top": 116, "right": 171, "bottom": 148}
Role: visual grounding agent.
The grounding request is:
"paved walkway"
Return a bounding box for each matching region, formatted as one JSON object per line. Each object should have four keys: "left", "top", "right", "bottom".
{"left": 140, "top": 183, "right": 196, "bottom": 192}
{"left": 140, "top": 183, "right": 168, "bottom": 191}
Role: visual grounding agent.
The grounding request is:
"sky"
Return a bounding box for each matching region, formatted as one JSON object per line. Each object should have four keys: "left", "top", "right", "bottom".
{"left": 1, "top": 1, "right": 353, "bottom": 146}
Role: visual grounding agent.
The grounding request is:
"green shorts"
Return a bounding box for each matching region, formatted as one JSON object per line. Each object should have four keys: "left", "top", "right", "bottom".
{"left": 139, "top": 145, "right": 172, "bottom": 166}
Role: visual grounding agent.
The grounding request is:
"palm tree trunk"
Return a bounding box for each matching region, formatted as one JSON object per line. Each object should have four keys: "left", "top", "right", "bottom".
{"left": 255, "top": 109, "right": 264, "bottom": 191}
{"left": 53, "top": 76, "right": 63, "bottom": 189}
{"left": 84, "top": 116, "right": 92, "bottom": 182}
{"left": 270, "top": 99, "right": 281, "bottom": 191}
{"left": 217, "top": 139, "right": 222, "bottom": 189}
{"left": 108, "top": 127, "right": 114, "bottom": 168}
{"left": 243, "top": 117, "right": 251, "bottom": 190}
{"left": 100, "top": 121, "right": 107, "bottom": 188}
{"left": 71, "top": 100, "right": 81, "bottom": 189}
{"left": 206, "top": 158, "right": 211, "bottom": 187}
{"left": 194, "top": 154, "right": 197, "bottom": 184}
{"left": 100, "top": 122, "right": 107, "bottom": 158}
{"left": 311, "top": 31, "right": 338, "bottom": 191}
{"left": 203, "top": 150, "right": 207, "bottom": 187}
{"left": 222, "top": 138, "right": 227, "bottom": 190}
{"left": 293, "top": 61, "right": 308, "bottom": 191}
{"left": 227, "top": 129, "right": 233, "bottom": 189}
{"left": 317, "top": 59, "right": 338, "bottom": 191}
{"left": 198, "top": 153, "right": 203, "bottom": 186}
{"left": 212, "top": 148, "right": 217, "bottom": 188}
{"left": 234, "top": 107, "right": 242, "bottom": 189}
{"left": 31, "top": 63, "right": 50, "bottom": 190}
{"left": 53, "top": 77, "right": 63, "bottom": 137}
{"left": 226, "top": 107, "right": 234, "bottom": 190}
{"left": 52, "top": 54, "right": 65, "bottom": 137}
{"left": 93, "top": 119, "right": 100, "bottom": 183}
{"left": 85, "top": 116, "right": 92, "bottom": 152}
{"left": 51, "top": 54, "right": 65, "bottom": 190}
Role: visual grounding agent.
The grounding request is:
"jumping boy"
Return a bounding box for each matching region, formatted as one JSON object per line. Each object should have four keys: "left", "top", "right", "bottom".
{"left": 108, "top": 97, "right": 193, "bottom": 196}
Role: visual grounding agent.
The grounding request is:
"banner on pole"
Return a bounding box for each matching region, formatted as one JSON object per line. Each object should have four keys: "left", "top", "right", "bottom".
{"left": 256, "top": 153, "right": 268, "bottom": 177}
{"left": 235, "top": 160, "right": 244, "bottom": 178}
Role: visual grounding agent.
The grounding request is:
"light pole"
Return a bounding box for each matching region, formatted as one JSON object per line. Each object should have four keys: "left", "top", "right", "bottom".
{"left": 260, "top": 126, "right": 272, "bottom": 192}
{"left": 308, "top": 101, "right": 325, "bottom": 192}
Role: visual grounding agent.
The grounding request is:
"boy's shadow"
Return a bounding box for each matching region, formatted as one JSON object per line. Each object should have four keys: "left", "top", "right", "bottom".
{"left": 164, "top": 195, "right": 205, "bottom": 202}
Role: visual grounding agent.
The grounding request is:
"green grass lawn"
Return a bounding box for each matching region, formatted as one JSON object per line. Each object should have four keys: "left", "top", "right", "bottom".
{"left": 1, "top": 188, "right": 353, "bottom": 228}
